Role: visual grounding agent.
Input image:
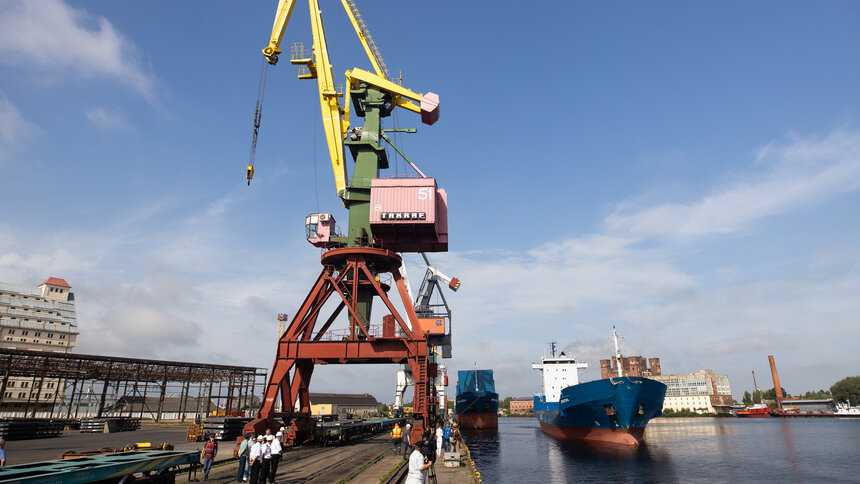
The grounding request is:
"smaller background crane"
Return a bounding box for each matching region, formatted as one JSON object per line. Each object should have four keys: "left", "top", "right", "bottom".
{"left": 393, "top": 254, "right": 460, "bottom": 417}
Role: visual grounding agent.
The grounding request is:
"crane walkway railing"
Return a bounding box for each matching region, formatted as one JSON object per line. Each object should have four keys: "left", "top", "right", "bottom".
{"left": 344, "top": 0, "right": 390, "bottom": 80}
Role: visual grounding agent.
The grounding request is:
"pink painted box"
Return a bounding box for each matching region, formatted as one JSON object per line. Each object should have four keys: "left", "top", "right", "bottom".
{"left": 369, "top": 177, "right": 448, "bottom": 252}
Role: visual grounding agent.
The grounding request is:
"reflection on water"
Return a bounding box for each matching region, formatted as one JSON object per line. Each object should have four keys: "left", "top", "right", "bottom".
{"left": 778, "top": 419, "right": 802, "bottom": 479}
{"left": 463, "top": 417, "right": 860, "bottom": 483}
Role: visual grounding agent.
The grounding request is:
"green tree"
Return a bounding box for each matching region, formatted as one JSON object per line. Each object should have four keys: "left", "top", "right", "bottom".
{"left": 802, "top": 390, "right": 829, "bottom": 400}
{"left": 762, "top": 387, "right": 787, "bottom": 400}
{"left": 831, "top": 376, "right": 860, "bottom": 404}
{"left": 742, "top": 391, "right": 753, "bottom": 405}
{"left": 500, "top": 396, "right": 513, "bottom": 411}
{"left": 377, "top": 403, "right": 389, "bottom": 416}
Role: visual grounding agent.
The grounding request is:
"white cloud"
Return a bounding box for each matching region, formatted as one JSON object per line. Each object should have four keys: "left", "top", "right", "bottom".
{"left": 450, "top": 235, "right": 695, "bottom": 319}
{"left": 85, "top": 107, "right": 134, "bottom": 132}
{"left": 0, "top": 0, "right": 156, "bottom": 99}
{"left": 74, "top": 270, "right": 203, "bottom": 358}
{"left": 0, "top": 93, "right": 38, "bottom": 162}
{"left": 0, "top": 247, "right": 90, "bottom": 284}
{"left": 605, "top": 130, "right": 860, "bottom": 239}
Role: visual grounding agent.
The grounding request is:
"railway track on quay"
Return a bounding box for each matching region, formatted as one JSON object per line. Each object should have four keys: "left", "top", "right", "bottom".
{"left": 275, "top": 434, "right": 395, "bottom": 483}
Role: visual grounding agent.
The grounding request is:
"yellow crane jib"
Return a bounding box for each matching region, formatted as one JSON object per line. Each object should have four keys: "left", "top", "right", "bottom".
{"left": 263, "top": 0, "right": 298, "bottom": 65}
{"left": 345, "top": 68, "right": 440, "bottom": 125}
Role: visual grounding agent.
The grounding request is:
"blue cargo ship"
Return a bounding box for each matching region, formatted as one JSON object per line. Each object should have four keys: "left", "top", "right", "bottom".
{"left": 532, "top": 328, "right": 666, "bottom": 445}
{"left": 455, "top": 369, "right": 499, "bottom": 429}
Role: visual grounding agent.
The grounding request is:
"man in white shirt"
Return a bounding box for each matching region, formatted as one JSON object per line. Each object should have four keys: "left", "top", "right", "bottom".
{"left": 435, "top": 425, "right": 443, "bottom": 457}
{"left": 405, "top": 440, "right": 432, "bottom": 484}
{"left": 260, "top": 435, "right": 273, "bottom": 483}
{"left": 248, "top": 436, "right": 264, "bottom": 484}
{"left": 268, "top": 432, "right": 283, "bottom": 483}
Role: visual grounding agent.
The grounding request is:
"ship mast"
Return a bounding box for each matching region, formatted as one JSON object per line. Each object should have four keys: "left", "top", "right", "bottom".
{"left": 612, "top": 326, "right": 623, "bottom": 378}
{"left": 549, "top": 341, "right": 557, "bottom": 358}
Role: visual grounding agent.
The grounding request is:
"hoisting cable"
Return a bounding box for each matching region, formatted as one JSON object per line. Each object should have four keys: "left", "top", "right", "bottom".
{"left": 246, "top": 59, "right": 270, "bottom": 186}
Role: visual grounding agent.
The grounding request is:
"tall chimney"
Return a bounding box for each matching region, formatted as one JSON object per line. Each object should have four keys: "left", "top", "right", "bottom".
{"left": 768, "top": 355, "right": 784, "bottom": 408}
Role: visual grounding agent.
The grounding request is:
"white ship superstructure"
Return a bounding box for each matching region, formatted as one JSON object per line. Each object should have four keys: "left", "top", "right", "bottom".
{"left": 532, "top": 345, "right": 588, "bottom": 403}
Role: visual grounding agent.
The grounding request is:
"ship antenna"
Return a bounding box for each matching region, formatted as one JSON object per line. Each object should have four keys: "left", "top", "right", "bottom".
{"left": 612, "top": 326, "right": 623, "bottom": 378}
{"left": 549, "top": 341, "right": 557, "bottom": 358}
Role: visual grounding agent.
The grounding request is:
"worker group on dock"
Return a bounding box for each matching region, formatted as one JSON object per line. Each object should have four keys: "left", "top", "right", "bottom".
{"left": 235, "top": 428, "right": 284, "bottom": 483}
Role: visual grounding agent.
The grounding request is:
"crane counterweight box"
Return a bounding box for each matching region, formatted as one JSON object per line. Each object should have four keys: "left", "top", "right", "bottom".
{"left": 370, "top": 178, "right": 448, "bottom": 252}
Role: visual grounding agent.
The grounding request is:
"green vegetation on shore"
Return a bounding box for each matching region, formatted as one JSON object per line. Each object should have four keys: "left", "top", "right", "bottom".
{"left": 831, "top": 376, "right": 860, "bottom": 404}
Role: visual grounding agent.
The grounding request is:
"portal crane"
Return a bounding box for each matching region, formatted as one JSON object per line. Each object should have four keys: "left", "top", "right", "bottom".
{"left": 415, "top": 253, "right": 460, "bottom": 319}
{"left": 393, "top": 254, "right": 460, "bottom": 417}
{"left": 244, "top": 0, "right": 449, "bottom": 446}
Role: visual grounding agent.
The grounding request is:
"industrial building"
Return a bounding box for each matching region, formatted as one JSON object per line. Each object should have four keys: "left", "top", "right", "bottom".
{"left": 600, "top": 355, "right": 662, "bottom": 379}
{"left": 0, "top": 277, "right": 78, "bottom": 415}
{"left": 309, "top": 393, "right": 379, "bottom": 417}
{"left": 782, "top": 399, "right": 836, "bottom": 413}
{"left": 0, "top": 276, "right": 267, "bottom": 420}
{"left": 509, "top": 397, "right": 534, "bottom": 415}
{"left": 652, "top": 370, "right": 733, "bottom": 413}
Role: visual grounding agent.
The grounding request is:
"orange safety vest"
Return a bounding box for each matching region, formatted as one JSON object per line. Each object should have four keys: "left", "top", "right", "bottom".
{"left": 391, "top": 426, "right": 402, "bottom": 439}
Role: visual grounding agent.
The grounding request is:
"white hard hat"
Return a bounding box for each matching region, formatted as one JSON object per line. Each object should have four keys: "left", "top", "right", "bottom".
{"left": 279, "top": 426, "right": 286, "bottom": 431}
{"left": 256, "top": 435, "right": 264, "bottom": 441}
{"left": 406, "top": 424, "right": 411, "bottom": 427}
{"left": 276, "top": 431, "right": 283, "bottom": 437}
{"left": 266, "top": 435, "right": 274, "bottom": 441}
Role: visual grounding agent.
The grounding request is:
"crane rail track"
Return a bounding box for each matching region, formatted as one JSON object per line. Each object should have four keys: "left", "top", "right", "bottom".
{"left": 278, "top": 435, "right": 391, "bottom": 483}
{"left": 379, "top": 457, "right": 409, "bottom": 484}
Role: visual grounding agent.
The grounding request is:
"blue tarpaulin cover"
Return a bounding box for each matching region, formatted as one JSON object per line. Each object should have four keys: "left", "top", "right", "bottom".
{"left": 457, "top": 369, "right": 495, "bottom": 394}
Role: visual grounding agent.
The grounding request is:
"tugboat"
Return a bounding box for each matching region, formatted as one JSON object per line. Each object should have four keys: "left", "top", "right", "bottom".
{"left": 455, "top": 369, "right": 499, "bottom": 429}
{"left": 737, "top": 370, "right": 771, "bottom": 418}
{"left": 532, "top": 327, "right": 666, "bottom": 446}
{"left": 737, "top": 403, "right": 772, "bottom": 418}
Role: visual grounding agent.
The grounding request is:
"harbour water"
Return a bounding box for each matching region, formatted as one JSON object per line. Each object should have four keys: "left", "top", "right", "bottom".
{"left": 462, "top": 417, "right": 860, "bottom": 483}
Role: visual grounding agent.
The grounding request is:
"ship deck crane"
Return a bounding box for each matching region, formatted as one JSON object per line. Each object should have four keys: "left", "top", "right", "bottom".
{"left": 244, "top": 0, "right": 448, "bottom": 445}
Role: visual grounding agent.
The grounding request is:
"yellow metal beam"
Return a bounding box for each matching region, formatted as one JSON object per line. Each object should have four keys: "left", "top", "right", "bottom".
{"left": 263, "top": 0, "right": 298, "bottom": 64}
{"left": 340, "top": 0, "right": 387, "bottom": 79}
{"left": 346, "top": 67, "right": 426, "bottom": 103}
{"left": 309, "top": 0, "right": 348, "bottom": 197}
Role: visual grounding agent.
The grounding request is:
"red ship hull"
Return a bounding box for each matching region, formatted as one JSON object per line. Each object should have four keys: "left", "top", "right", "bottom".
{"left": 456, "top": 412, "right": 498, "bottom": 430}
{"left": 737, "top": 406, "right": 771, "bottom": 418}
{"left": 539, "top": 422, "right": 646, "bottom": 446}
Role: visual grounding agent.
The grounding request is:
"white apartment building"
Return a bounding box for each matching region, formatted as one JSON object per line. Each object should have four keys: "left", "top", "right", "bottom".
{"left": 0, "top": 277, "right": 79, "bottom": 415}
{"left": 652, "top": 370, "right": 733, "bottom": 414}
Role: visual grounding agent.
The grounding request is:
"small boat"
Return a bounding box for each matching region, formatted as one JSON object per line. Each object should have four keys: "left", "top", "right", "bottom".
{"left": 834, "top": 401, "right": 860, "bottom": 418}
{"left": 737, "top": 403, "right": 771, "bottom": 418}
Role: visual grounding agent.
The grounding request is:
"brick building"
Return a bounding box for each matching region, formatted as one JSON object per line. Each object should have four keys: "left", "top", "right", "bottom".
{"left": 509, "top": 397, "right": 533, "bottom": 415}
{"left": 600, "top": 356, "right": 661, "bottom": 379}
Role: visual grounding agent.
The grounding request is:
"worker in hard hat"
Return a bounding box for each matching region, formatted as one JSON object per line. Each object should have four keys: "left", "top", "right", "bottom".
{"left": 402, "top": 424, "right": 412, "bottom": 459}
{"left": 390, "top": 423, "right": 403, "bottom": 454}
{"left": 268, "top": 432, "right": 283, "bottom": 483}
{"left": 248, "top": 435, "right": 264, "bottom": 484}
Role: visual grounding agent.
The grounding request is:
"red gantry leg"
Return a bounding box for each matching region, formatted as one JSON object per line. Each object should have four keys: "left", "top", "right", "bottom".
{"left": 243, "top": 248, "right": 437, "bottom": 443}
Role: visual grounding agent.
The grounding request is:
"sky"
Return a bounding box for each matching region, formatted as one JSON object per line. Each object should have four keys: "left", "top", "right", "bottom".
{"left": 1, "top": 0, "right": 860, "bottom": 404}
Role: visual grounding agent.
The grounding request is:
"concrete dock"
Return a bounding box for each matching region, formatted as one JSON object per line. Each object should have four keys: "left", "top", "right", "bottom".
{"left": 3, "top": 422, "right": 480, "bottom": 483}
